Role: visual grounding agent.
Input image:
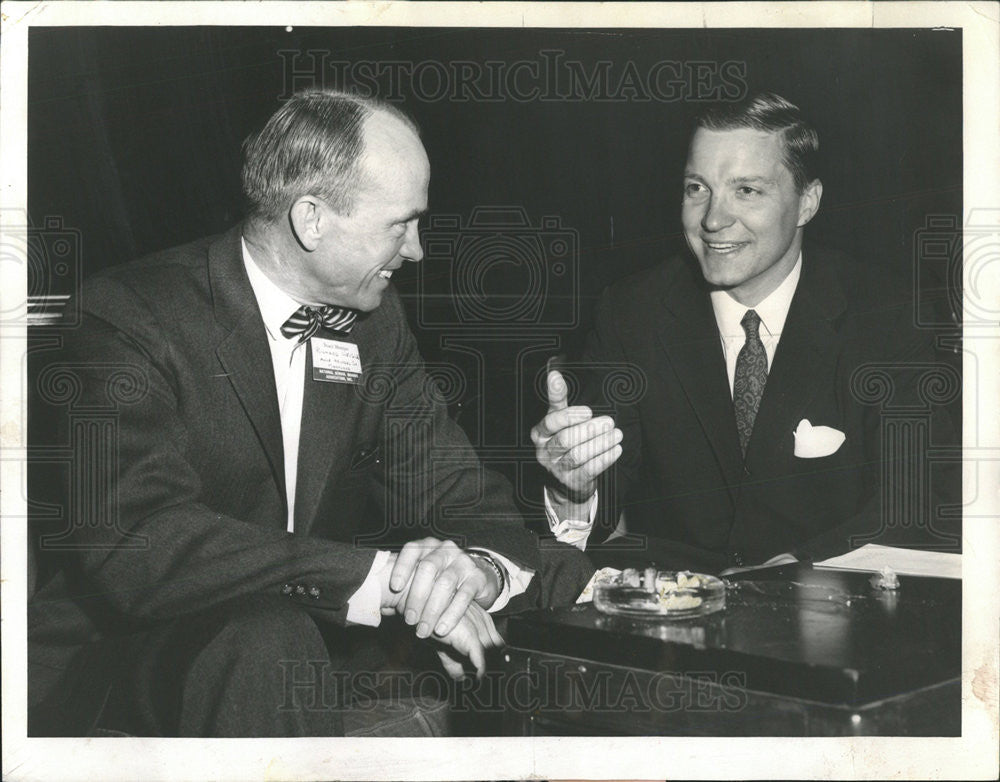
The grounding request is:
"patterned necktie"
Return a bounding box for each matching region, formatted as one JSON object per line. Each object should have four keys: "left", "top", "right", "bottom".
{"left": 733, "top": 309, "right": 768, "bottom": 455}
{"left": 280, "top": 304, "right": 357, "bottom": 344}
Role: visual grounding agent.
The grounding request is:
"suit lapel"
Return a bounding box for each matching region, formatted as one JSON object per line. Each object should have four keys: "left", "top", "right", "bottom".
{"left": 655, "top": 261, "right": 744, "bottom": 495}
{"left": 746, "top": 246, "right": 846, "bottom": 467}
{"left": 208, "top": 226, "right": 287, "bottom": 503}
{"left": 293, "top": 338, "right": 359, "bottom": 534}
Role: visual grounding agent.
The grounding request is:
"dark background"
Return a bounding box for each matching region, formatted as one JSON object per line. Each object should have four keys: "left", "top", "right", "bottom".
{"left": 28, "top": 26, "right": 962, "bottom": 518}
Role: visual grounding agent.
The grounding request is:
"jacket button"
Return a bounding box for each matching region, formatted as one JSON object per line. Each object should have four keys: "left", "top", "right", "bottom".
{"left": 308, "top": 586, "right": 321, "bottom": 599}
{"left": 281, "top": 583, "right": 293, "bottom": 595}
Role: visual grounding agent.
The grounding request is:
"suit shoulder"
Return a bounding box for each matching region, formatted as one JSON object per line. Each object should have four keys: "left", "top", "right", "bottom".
{"left": 89, "top": 234, "right": 215, "bottom": 289}
{"left": 807, "top": 245, "right": 912, "bottom": 322}
{"left": 602, "top": 255, "right": 706, "bottom": 320}
{"left": 804, "top": 244, "right": 930, "bottom": 361}
{"left": 82, "top": 234, "right": 220, "bottom": 321}
{"left": 601, "top": 255, "right": 686, "bottom": 306}
{"left": 807, "top": 244, "right": 906, "bottom": 296}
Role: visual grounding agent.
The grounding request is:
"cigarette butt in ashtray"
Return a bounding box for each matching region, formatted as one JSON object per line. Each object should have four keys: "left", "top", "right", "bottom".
{"left": 644, "top": 567, "right": 657, "bottom": 592}
{"left": 576, "top": 567, "right": 622, "bottom": 603}
{"left": 870, "top": 565, "right": 900, "bottom": 590}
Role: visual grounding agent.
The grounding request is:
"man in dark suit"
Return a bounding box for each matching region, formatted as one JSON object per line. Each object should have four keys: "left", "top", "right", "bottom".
{"left": 532, "top": 92, "right": 959, "bottom": 573}
{"left": 29, "top": 89, "right": 591, "bottom": 737}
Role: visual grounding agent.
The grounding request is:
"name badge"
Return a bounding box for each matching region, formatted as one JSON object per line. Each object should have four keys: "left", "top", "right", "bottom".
{"left": 311, "top": 337, "right": 362, "bottom": 384}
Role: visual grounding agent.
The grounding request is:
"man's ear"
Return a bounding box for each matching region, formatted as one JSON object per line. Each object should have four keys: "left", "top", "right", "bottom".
{"left": 288, "top": 196, "right": 324, "bottom": 251}
{"left": 797, "top": 179, "right": 823, "bottom": 227}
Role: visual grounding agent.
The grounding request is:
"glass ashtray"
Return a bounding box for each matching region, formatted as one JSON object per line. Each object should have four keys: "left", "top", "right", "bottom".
{"left": 593, "top": 569, "right": 726, "bottom": 619}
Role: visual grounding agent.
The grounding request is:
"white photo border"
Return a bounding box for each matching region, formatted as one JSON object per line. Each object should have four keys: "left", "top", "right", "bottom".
{"left": 2, "top": 2, "right": 997, "bottom": 780}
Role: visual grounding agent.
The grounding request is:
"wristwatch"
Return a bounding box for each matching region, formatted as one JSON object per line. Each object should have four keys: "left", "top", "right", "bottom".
{"left": 465, "top": 548, "right": 509, "bottom": 594}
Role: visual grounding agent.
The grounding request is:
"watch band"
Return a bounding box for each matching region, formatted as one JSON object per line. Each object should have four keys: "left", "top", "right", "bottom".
{"left": 466, "top": 548, "right": 508, "bottom": 593}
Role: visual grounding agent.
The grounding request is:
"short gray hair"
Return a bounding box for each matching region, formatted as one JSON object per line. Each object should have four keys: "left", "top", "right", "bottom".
{"left": 241, "top": 89, "right": 419, "bottom": 222}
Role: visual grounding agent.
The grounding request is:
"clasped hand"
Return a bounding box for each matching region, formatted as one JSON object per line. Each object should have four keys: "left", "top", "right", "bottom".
{"left": 381, "top": 538, "right": 504, "bottom": 679}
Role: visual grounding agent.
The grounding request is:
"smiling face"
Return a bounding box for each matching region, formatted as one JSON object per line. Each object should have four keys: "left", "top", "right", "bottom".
{"left": 296, "top": 111, "right": 430, "bottom": 311}
{"left": 682, "top": 127, "right": 821, "bottom": 306}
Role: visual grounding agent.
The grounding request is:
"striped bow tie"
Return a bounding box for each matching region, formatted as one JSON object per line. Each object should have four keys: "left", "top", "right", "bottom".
{"left": 280, "top": 304, "right": 357, "bottom": 343}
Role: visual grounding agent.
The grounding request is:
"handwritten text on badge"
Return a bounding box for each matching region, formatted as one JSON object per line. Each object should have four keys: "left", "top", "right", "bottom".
{"left": 311, "top": 337, "right": 362, "bottom": 384}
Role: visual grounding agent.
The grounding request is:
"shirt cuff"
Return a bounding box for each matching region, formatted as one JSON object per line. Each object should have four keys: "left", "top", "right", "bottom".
{"left": 473, "top": 550, "right": 533, "bottom": 612}
{"left": 543, "top": 485, "right": 599, "bottom": 550}
{"left": 345, "top": 549, "right": 392, "bottom": 627}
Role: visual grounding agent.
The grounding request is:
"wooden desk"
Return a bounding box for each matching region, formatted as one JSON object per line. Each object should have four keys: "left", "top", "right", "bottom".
{"left": 500, "top": 564, "right": 960, "bottom": 736}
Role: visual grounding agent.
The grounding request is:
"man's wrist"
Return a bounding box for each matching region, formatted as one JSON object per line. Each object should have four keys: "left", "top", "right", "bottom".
{"left": 378, "top": 552, "right": 405, "bottom": 612}
{"left": 347, "top": 549, "right": 396, "bottom": 626}
{"left": 548, "top": 482, "right": 597, "bottom": 512}
{"left": 466, "top": 549, "right": 506, "bottom": 605}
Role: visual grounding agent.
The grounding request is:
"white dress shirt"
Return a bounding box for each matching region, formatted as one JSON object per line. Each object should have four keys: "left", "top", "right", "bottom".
{"left": 546, "top": 253, "right": 803, "bottom": 549}
{"left": 709, "top": 254, "right": 801, "bottom": 397}
{"left": 242, "top": 240, "right": 529, "bottom": 624}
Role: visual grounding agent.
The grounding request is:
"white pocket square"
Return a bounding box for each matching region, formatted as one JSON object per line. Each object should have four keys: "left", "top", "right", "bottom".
{"left": 793, "top": 419, "right": 846, "bottom": 458}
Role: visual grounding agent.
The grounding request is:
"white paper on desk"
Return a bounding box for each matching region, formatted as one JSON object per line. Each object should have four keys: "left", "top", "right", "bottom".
{"left": 814, "top": 544, "right": 961, "bottom": 579}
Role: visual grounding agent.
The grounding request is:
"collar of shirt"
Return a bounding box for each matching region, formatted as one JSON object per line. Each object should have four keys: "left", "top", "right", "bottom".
{"left": 710, "top": 252, "right": 803, "bottom": 344}
{"left": 241, "top": 238, "right": 303, "bottom": 342}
